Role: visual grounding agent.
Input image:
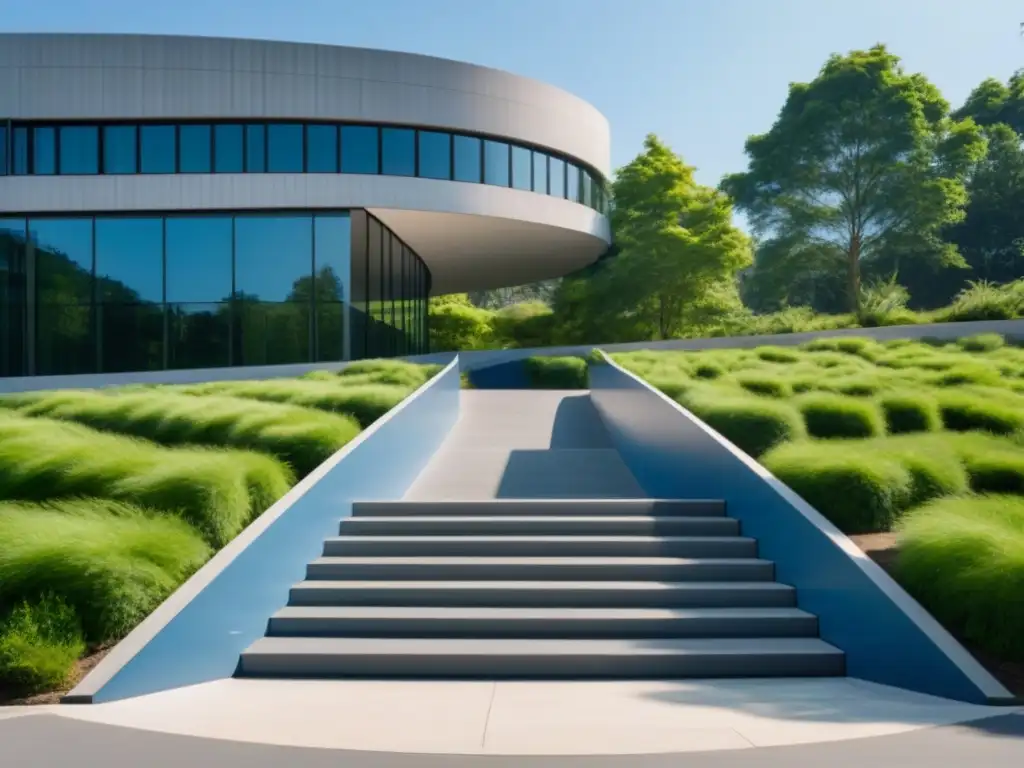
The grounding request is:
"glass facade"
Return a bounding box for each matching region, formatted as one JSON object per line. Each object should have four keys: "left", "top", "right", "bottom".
{"left": 0, "top": 211, "right": 429, "bottom": 377}
{"left": 0, "top": 119, "right": 609, "bottom": 215}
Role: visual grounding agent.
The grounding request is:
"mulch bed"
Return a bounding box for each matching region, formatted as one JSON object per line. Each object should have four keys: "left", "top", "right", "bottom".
{"left": 0, "top": 645, "right": 112, "bottom": 706}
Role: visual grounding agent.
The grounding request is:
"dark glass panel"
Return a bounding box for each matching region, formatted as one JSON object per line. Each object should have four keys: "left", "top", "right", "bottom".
{"left": 179, "top": 124, "right": 212, "bottom": 173}
{"left": 36, "top": 303, "right": 93, "bottom": 375}
{"left": 453, "top": 135, "right": 481, "bottom": 183}
{"left": 12, "top": 127, "right": 28, "bottom": 175}
{"left": 165, "top": 216, "right": 232, "bottom": 303}
{"left": 0, "top": 127, "right": 6, "bottom": 176}
{"left": 235, "top": 300, "right": 310, "bottom": 366}
{"left": 313, "top": 214, "right": 350, "bottom": 304}
{"left": 0, "top": 218, "right": 28, "bottom": 376}
{"left": 267, "top": 123, "right": 303, "bottom": 172}
{"left": 29, "top": 217, "right": 93, "bottom": 305}
{"left": 566, "top": 163, "right": 580, "bottom": 203}
{"left": 140, "top": 125, "right": 176, "bottom": 174}
{"left": 583, "top": 171, "right": 594, "bottom": 208}
{"left": 234, "top": 214, "right": 313, "bottom": 303}
{"left": 97, "top": 302, "right": 164, "bottom": 373}
{"left": 245, "top": 124, "right": 266, "bottom": 172}
{"left": 341, "top": 126, "right": 379, "bottom": 174}
{"left": 103, "top": 125, "right": 137, "bottom": 174}
{"left": 214, "top": 124, "right": 243, "bottom": 173}
{"left": 381, "top": 128, "right": 415, "bottom": 177}
{"left": 483, "top": 140, "right": 510, "bottom": 187}
{"left": 306, "top": 124, "right": 338, "bottom": 173}
{"left": 511, "top": 146, "right": 531, "bottom": 191}
{"left": 549, "top": 157, "right": 565, "bottom": 198}
{"left": 366, "top": 217, "right": 383, "bottom": 347}
{"left": 418, "top": 131, "right": 451, "bottom": 180}
{"left": 34, "top": 126, "right": 56, "bottom": 175}
{"left": 348, "top": 210, "right": 368, "bottom": 360}
{"left": 532, "top": 152, "right": 548, "bottom": 194}
{"left": 59, "top": 126, "right": 99, "bottom": 174}
{"left": 315, "top": 301, "right": 344, "bottom": 362}
{"left": 94, "top": 218, "right": 163, "bottom": 304}
{"left": 167, "top": 302, "right": 230, "bottom": 369}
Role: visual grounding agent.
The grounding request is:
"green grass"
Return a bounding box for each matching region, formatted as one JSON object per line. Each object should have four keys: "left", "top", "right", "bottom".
{"left": 0, "top": 595, "right": 86, "bottom": 695}
{"left": 796, "top": 393, "right": 886, "bottom": 439}
{"left": 523, "top": 356, "right": 589, "bottom": 388}
{"left": 684, "top": 394, "right": 805, "bottom": 458}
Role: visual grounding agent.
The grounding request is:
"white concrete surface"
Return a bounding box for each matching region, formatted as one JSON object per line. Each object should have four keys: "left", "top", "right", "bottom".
{"left": 46, "top": 677, "right": 1018, "bottom": 755}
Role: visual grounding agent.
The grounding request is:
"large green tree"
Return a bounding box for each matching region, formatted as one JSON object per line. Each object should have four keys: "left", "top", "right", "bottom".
{"left": 723, "top": 45, "right": 985, "bottom": 313}
{"left": 954, "top": 71, "right": 1024, "bottom": 135}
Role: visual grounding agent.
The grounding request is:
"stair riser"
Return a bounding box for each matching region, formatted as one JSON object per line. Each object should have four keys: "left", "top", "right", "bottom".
{"left": 289, "top": 586, "right": 796, "bottom": 608}
{"left": 239, "top": 653, "right": 844, "bottom": 679}
{"left": 322, "top": 540, "right": 758, "bottom": 558}
{"left": 266, "top": 616, "right": 818, "bottom": 639}
{"left": 339, "top": 520, "right": 741, "bottom": 536}
{"left": 352, "top": 501, "right": 726, "bottom": 518}
{"left": 305, "top": 562, "right": 775, "bottom": 582}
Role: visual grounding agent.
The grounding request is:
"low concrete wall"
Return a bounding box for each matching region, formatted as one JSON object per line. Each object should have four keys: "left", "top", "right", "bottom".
{"left": 589, "top": 356, "right": 1014, "bottom": 705}
{"left": 65, "top": 357, "right": 461, "bottom": 704}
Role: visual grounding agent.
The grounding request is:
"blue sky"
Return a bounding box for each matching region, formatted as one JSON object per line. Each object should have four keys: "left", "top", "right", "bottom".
{"left": 5, "top": 0, "right": 1024, "bottom": 189}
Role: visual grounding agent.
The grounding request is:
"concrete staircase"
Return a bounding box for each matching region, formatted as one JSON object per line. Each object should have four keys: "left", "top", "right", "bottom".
{"left": 238, "top": 498, "right": 844, "bottom": 678}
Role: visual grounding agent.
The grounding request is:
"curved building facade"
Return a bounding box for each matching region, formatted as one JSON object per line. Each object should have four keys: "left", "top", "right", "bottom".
{"left": 0, "top": 33, "right": 611, "bottom": 377}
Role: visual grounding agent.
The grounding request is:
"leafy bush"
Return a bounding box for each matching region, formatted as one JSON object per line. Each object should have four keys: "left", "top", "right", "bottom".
{"left": 948, "top": 433, "right": 1024, "bottom": 494}
{"left": 825, "top": 376, "right": 883, "bottom": 397}
{"left": 685, "top": 396, "right": 805, "bottom": 458}
{"left": 8, "top": 389, "right": 360, "bottom": 477}
{"left": 0, "top": 595, "right": 86, "bottom": 695}
{"left": 734, "top": 372, "right": 792, "bottom": 398}
{"left": 878, "top": 392, "right": 942, "bottom": 434}
{"left": 931, "top": 364, "right": 1002, "bottom": 387}
{"left": 693, "top": 361, "right": 725, "bottom": 379}
{"left": 336, "top": 359, "right": 439, "bottom": 388}
{"left": 897, "top": 495, "right": 1024, "bottom": 658}
{"left": 0, "top": 415, "right": 291, "bottom": 547}
{"left": 938, "top": 280, "right": 1024, "bottom": 323}
{"left": 936, "top": 392, "right": 1024, "bottom": 435}
{"left": 957, "top": 333, "right": 1005, "bottom": 352}
{"left": 523, "top": 356, "right": 589, "bottom": 389}
{"left": 796, "top": 393, "right": 886, "bottom": 439}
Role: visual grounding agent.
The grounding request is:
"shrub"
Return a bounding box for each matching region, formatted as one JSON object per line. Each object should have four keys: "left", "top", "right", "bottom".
{"left": 756, "top": 346, "right": 801, "bottom": 364}
{"left": 10, "top": 390, "right": 361, "bottom": 476}
{"left": 931, "top": 364, "right": 1002, "bottom": 387}
{"left": 796, "top": 393, "right": 886, "bottom": 439}
{"left": 0, "top": 415, "right": 292, "bottom": 547}
{"left": 693, "top": 361, "right": 725, "bottom": 379}
{"left": 878, "top": 392, "right": 942, "bottom": 434}
{"left": 936, "top": 392, "right": 1024, "bottom": 435}
{"left": 957, "top": 333, "right": 1005, "bottom": 352}
{"left": 896, "top": 495, "right": 1024, "bottom": 658}
{"left": 939, "top": 279, "right": 1024, "bottom": 322}
{"left": 686, "top": 396, "right": 805, "bottom": 458}
{"left": 801, "top": 336, "right": 877, "bottom": 357}
{"left": 645, "top": 373, "right": 693, "bottom": 400}
{"left": 0, "top": 595, "right": 86, "bottom": 695}
{"left": 337, "top": 359, "right": 437, "bottom": 388}
{"left": 735, "top": 372, "right": 792, "bottom": 398}
{"left": 827, "top": 376, "right": 883, "bottom": 397}
{"left": 523, "top": 356, "right": 589, "bottom": 389}
{"left": 948, "top": 433, "right": 1024, "bottom": 494}
{"left": 0, "top": 500, "right": 211, "bottom": 642}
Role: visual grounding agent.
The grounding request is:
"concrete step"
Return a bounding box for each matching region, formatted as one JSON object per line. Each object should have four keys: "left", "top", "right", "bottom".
{"left": 305, "top": 557, "right": 776, "bottom": 582}
{"left": 289, "top": 579, "right": 796, "bottom": 608}
{"left": 238, "top": 636, "right": 845, "bottom": 679}
{"left": 267, "top": 606, "right": 818, "bottom": 639}
{"left": 321, "top": 536, "right": 757, "bottom": 558}
{"left": 339, "top": 516, "right": 740, "bottom": 537}
{"left": 353, "top": 500, "right": 726, "bottom": 518}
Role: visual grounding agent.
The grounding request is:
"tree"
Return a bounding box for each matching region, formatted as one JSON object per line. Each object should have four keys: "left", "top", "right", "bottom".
{"left": 427, "top": 293, "right": 493, "bottom": 351}
{"left": 596, "top": 135, "right": 751, "bottom": 339}
{"left": 723, "top": 45, "right": 985, "bottom": 313}
{"left": 955, "top": 71, "right": 1024, "bottom": 135}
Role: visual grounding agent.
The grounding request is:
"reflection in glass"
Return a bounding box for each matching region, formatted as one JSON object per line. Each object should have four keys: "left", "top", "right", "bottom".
{"left": 0, "top": 127, "right": 6, "bottom": 175}
{"left": 532, "top": 152, "right": 548, "bottom": 194}
{"left": 0, "top": 218, "right": 28, "bottom": 376}
{"left": 214, "top": 124, "right": 244, "bottom": 172}
{"left": 165, "top": 216, "right": 232, "bottom": 303}
{"left": 12, "top": 128, "right": 28, "bottom": 175}
{"left": 453, "top": 135, "right": 481, "bottom": 183}
{"left": 314, "top": 214, "right": 350, "bottom": 361}
{"left": 167, "top": 302, "right": 230, "bottom": 370}
{"left": 381, "top": 128, "right": 415, "bottom": 177}
{"left": 236, "top": 300, "right": 310, "bottom": 366}
{"left": 306, "top": 124, "right": 338, "bottom": 173}
{"left": 34, "top": 127, "right": 56, "bottom": 175}
{"left": 341, "top": 126, "right": 379, "bottom": 174}
{"left": 234, "top": 215, "right": 312, "bottom": 303}
{"left": 59, "top": 126, "right": 99, "bottom": 174}
{"left": 316, "top": 301, "right": 345, "bottom": 362}
{"left": 140, "top": 125, "right": 176, "bottom": 173}
{"left": 179, "top": 124, "right": 212, "bottom": 173}
{"left": 549, "top": 157, "right": 565, "bottom": 198}
{"left": 104, "top": 126, "right": 137, "bottom": 174}
{"left": 512, "top": 146, "right": 531, "bottom": 191}
{"left": 484, "top": 140, "right": 510, "bottom": 187}
{"left": 418, "top": 131, "right": 451, "bottom": 180}
{"left": 267, "top": 123, "right": 303, "bottom": 172}
{"left": 98, "top": 301, "right": 164, "bottom": 373}
{"left": 95, "top": 218, "right": 163, "bottom": 304}
{"left": 583, "top": 171, "right": 593, "bottom": 208}
{"left": 245, "top": 125, "right": 266, "bottom": 172}
{"left": 566, "top": 164, "right": 580, "bottom": 203}
{"left": 36, "top": 303, "right": 93, "bottom": 375}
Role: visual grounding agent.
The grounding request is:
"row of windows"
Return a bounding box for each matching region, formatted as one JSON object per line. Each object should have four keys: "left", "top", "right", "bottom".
{"left": 0, "top": 210, "right": 429, "bottom": 377}
{"left": 0, "top": 121, "right": 608, "bottom": 214}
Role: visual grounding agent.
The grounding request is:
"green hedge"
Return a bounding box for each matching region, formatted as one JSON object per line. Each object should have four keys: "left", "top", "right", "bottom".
{"left": 523, "top": 356, "right": 589, "bottom": 389}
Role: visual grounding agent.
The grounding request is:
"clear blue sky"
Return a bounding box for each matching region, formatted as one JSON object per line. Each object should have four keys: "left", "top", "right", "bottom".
{"left": 5, "top": 0, "right": 1024, "bottom": 188}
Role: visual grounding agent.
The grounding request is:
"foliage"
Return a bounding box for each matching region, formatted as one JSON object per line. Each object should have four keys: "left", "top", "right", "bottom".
{"left": 523, "top": 356, "right": 589, "bottom": 389}
{"left": 795, "top": 393, "right": 886, "bottom": 439}
{"left": 428, "top": 294, "right": 494, "bottom": 351}
{"left": 685, "top": 395, "right": 805, "bottom": 458}
{"left": 0, "top": 595, "right": 86, "bottom": 695}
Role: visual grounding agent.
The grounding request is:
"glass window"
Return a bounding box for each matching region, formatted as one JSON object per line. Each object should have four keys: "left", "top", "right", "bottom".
{"left": 549, "top": 157, "right": 565, "bottom": 198}
{"left": 532, "top": 152, "right": 548, "bottom": 194}
{"left": 34, "top": 127, "right": 56, "bottom": 175}
{"left": 381, "top": 128, "right": 415, "bottom": 177}
{"left": 453, "top": 135, "right": 481, "bottom": 183}
{"left": 511, "top": 146, "right": 531, "bottom": 191}
{"left": 566, "top": 163, "right": 580, "bottom": 203}
{"left": 140, "top": 125, "right": 176, "bottom": 174}
{"left": 349, "top": 211, "right": 368, "bottom": 360}
{"left": 167, "top": 303, "right": 231, "bottom": 370}
{"left": 583, "top": 171, "right": 593, "bottom": 208}
{"left": 0, "top": 218, "right": 28, "bottom": 376}
{"left": 306, "top": 124, "right": 338, "bottom": 173}
{"left": 483, "top": 140, "right": 510, "bottom": 187}
{"left": 12, "top": 127, "right": 28, "bottom": 175}
{"left": 0, "top": 127, "right": 6, "bottom": 176}
{"left": 165, "top": 216, "right": 233, "bottom": 303}
{"left": 341, "top": 125, "right": 378, "bottom": 174}
{"left": 59, "top": 126, "right": 99, "bottom": 174}
{"left": 103, "top": 126, "right": 137, "bottom": 174}
{"left": 267, "top": 123, "right": 303, "bottom": 172}
{"left": 179, "top": 124, "right": 211, "bottom": 173}
{"left": 314, "top": 214, "right": 351, "bottom": 361}
{"left": 245, "top": 124, "right": 266, "bottom": 172}
{"left": 214, "top": 124, "right": 243, "bottom": 172}
{"left": 418, "top": 131, "right": 451, "bottom": 180}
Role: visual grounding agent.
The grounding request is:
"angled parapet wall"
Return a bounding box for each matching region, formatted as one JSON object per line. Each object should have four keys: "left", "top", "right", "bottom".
{"left": 64, "top": 358, "right": 461, "bottom": 704}
{"left": 589, "top": 354, "right": 1014, "bottom": 705}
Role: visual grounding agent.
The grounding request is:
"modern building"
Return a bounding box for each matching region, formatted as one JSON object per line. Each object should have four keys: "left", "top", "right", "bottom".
{"left": 0, "top": 33, "right": 611, "bottom": 377}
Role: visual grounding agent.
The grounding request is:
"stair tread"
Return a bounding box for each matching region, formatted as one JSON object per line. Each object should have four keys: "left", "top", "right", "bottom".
{"left": 244, "top": 636, "right": 842, "bottom": 657}
{"left": 309, "top": 556, "right": 770, "bottom": 566}
{"left": 293, "top": 579, "right": 790, "bottom": 591}
{"left": 342, "top": 516, "right": 732, "bottom": 523}
{"left": 325, "top": 535, "right": 752, "bottom": 543}
{"left": 273, "top": 606, "right": 814, "bottom": 620}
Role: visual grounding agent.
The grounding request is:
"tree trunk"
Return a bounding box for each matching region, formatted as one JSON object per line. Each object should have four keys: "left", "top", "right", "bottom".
{"left": 848, "top": 233, "right": 862, "bottom": 313}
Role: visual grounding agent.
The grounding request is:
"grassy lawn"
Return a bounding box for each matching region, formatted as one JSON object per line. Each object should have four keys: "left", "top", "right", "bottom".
{"left": 613, "top": 334, "right": 1024, "bottom": 694}
{"left": 0, "top": 359, "right": 440, "bottom": 703}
